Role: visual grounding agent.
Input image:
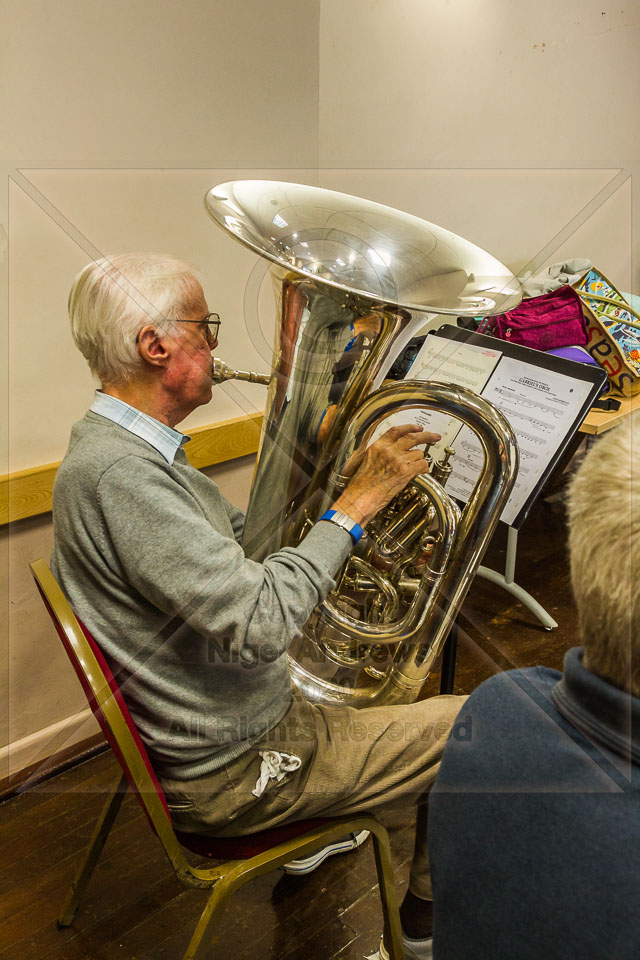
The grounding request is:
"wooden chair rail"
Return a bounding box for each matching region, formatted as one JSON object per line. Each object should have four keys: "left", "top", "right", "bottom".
{"left": 0, "top": 412, "right": 263, "bottom": 526}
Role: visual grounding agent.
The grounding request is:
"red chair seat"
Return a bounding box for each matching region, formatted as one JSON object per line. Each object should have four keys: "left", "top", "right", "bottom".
{"left": 175, "top": 818, "right": 328, "bottom": 859}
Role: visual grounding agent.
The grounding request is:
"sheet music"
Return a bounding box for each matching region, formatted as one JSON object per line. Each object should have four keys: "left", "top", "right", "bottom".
{"left": 446, "top": 356, "right": 593, "bottom": 525}
{"left": 370, "top": 338, "right": 502, "bottom": 457}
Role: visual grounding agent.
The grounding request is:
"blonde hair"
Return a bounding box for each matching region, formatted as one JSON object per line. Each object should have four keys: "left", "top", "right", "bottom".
{"left": 567, "top": 413, "right": 640, "bottom": 695}
{"left": 68, "top": 253, "right": 201, "bottom": 385}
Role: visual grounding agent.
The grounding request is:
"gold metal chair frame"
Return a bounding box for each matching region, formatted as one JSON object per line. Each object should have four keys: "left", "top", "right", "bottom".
{"left": 29, "top": 558, "right": 404, "bottom": 960}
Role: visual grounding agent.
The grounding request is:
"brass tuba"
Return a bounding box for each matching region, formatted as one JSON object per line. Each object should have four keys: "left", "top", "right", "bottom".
{"left": 205, "top": 180, "right": 520, "bottom": 707}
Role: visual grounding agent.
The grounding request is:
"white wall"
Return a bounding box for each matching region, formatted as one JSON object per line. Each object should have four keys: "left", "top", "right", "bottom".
{"left": 8, "top": 168, "right": 320, "bottom": 471}
{"left": 318, "top": 0, "right": 639, "bottom": 290}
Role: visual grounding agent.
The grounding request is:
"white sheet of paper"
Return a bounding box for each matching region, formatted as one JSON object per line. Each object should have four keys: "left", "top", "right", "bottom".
{"left": 370, "top": 338, "right": 502, "bottom": 461}
{"left": 445, "top": 356, "right": 593, "bottom": 525}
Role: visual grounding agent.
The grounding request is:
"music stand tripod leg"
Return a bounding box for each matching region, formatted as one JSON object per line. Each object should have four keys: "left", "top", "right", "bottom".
{"left": 477, "top": 527, "right": 558, "bottom": 631}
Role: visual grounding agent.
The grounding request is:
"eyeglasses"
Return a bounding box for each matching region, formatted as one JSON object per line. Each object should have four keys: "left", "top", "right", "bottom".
{"left": 135, "top": 313, "right": 221, "bottom": 345}
{"left": 178, "top": 313, "right": 222, "bottom": 343}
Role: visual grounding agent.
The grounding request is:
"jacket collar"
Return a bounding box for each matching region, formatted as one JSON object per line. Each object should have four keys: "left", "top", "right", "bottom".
{"left": 551, "top": 647, "right": 640, "bottom": 765}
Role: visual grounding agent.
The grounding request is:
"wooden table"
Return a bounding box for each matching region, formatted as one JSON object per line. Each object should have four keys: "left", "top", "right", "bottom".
{"left": 579, "top": 392, "right": 640, "bottom": 435}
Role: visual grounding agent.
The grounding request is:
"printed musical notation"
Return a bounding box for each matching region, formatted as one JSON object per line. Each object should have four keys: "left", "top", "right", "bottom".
{"left": 493, "top": 386, "right": 566, "bottom": 420}
{"left": 446, "top": 356, "right": 593, "bottom": 525}
{"left": 410, "top": 339, "right": 501, "bottom": 388}
{"left": 369, "top": 337, "right": 594, "bottom": 526}
{"left": 370, "top": 338, "right": 502, "bottom": 453}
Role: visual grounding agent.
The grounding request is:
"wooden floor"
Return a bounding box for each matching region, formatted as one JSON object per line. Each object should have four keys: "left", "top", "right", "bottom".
{"left": 0, "top": 484, "right": 578, "bottom": 960}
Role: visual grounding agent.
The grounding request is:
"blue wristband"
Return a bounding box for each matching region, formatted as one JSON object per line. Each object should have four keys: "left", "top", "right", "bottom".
{"left": 319, "top": 509, "right": 364, "bottom": 544}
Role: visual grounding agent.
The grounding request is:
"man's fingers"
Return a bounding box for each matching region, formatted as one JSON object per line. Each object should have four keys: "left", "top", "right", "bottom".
{"left": 381, "top": 423, "right": 441, "bottom": 447}
{"left": 383, "top": 423, "right": 423, "bottom": 439}
{"left": 396, "top": 430, "right": 441, "bottom": 450}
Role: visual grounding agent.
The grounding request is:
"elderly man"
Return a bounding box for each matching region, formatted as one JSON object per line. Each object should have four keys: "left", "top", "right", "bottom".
{"left": 52, "top": 253, "right": 465, "bottom": 957}
{"left": 426, "top": 414, "right": 640, "bottom": 959}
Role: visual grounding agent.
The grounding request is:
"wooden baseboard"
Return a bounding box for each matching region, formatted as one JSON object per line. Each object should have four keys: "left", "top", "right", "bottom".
{"left": 0, "top": 732, "right": 108, "bottom": 803}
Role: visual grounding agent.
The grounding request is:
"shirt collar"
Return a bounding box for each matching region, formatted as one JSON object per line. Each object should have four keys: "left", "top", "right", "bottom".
{"left": 90, "top": 390, "right": 190, "bottom": 465}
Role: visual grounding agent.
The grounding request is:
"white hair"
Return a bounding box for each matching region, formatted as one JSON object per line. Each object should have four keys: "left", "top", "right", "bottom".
{"left": 567, "top": 413, "right": 640, "bottom": 695}
{"left": 68, "top": 253, "right": 201, "bottom": 385}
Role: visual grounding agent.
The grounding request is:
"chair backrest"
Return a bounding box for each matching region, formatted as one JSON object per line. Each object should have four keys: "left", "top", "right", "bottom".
{"left": 29, "top": 558, "right": 189, "bottom": 871}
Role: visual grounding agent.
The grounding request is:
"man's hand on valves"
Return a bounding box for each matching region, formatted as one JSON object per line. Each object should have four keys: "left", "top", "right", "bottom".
{"left": 333, "top": 424, "right": 441, "bottom": 528}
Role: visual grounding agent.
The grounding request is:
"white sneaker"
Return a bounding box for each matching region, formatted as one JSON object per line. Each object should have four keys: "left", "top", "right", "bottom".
{"left": 365, "top": 932, "right": 433, "bottom": 960}
{"left": 281, "top": 829, "right": 370, "bottom": 875}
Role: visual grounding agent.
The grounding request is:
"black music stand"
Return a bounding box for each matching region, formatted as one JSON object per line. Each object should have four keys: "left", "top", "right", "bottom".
{"left": 429, "top": 327, "right": 606, "bottom": 691}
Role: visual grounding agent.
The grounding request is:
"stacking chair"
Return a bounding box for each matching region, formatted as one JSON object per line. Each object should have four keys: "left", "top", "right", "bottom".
{"left": 29, "top": 558, "right": 404, "bottom": 960}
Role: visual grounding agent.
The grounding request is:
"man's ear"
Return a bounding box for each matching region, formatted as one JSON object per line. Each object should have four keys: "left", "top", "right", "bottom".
{"left": 137, "top": 325, "right": 170, "bottom": 367}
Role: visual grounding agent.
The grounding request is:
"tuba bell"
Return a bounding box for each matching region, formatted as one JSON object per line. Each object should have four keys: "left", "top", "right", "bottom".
{"left": 205, "top": 180, "right": 520, "bottom": 707}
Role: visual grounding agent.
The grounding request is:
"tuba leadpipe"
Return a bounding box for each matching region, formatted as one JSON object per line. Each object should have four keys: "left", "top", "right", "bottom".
{"left": 205, "top": 180, "right": 520, "bottom": 707}
{"left": 211, "top": 357, "right": 271, "bottom": 385}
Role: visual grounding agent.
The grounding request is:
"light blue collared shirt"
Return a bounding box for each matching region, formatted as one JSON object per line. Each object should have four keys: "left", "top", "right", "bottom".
{"left": 90, "top": 391, "right": 190, "bottom": 465}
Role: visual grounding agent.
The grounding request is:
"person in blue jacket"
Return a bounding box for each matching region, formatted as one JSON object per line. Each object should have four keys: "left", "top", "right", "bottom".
{"left": 427, "top": 413, "right": 639, "bottom": 960}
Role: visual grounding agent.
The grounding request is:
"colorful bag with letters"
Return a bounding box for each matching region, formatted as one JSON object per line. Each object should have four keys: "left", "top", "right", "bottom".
{"left": 477, "top": 285, "right": 588, "bottom": 351}
{"left": 573, "top": 269, "right": 640, "bottom": 397}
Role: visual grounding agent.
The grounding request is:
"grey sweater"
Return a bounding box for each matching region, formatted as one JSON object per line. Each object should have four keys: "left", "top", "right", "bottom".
{"left": 51, "top": 411, "right": 352, "bottom": 779}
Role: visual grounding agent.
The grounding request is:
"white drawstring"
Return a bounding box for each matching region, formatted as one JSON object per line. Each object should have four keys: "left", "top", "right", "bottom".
{"left": 252, "top": 749, "right": 302, "bottom": 798}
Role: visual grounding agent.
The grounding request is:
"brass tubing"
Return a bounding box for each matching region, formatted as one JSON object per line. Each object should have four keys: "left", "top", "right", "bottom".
{"left": 375, "top": 494, "right": 428, "bottom": 556}
{"left": 288, "top": 379, "right": 517, "bottom": 706}
{"left": 348, "top": 556, "right": 400, "bottom": 620}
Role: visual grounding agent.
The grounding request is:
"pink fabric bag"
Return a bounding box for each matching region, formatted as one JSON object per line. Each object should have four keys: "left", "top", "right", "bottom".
{"left": 478, "top": 285, "right": 588, "bottom": 350}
